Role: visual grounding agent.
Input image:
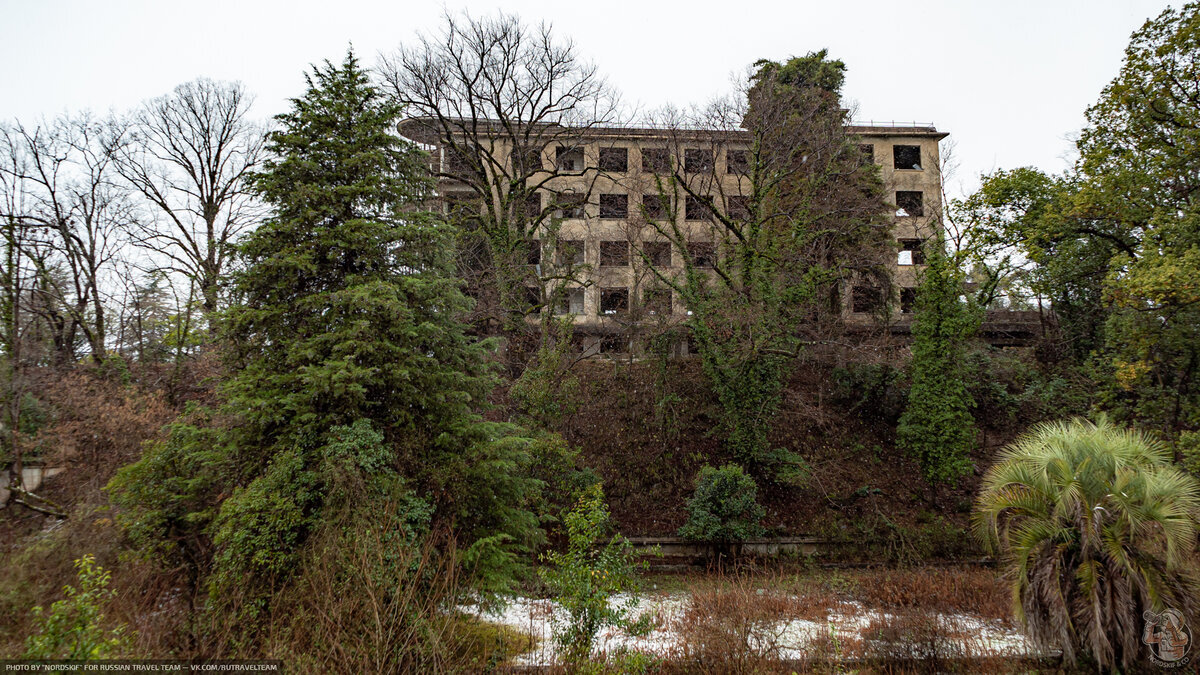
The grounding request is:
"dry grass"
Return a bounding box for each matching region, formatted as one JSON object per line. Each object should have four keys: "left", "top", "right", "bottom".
{"left": 670, "top": 573, "right": 855, "bottom": 674}
{"left": 0, "top": 502, "right": 194, "bottom": 659}
{"left": 861, "top": 612, "right": 977, "bottom": 667}
{"left": 649, "top": 567, "right": 1033, "bottom": 674}
{"left": 849, "top": 567, "right": 1011, "bottom": 623}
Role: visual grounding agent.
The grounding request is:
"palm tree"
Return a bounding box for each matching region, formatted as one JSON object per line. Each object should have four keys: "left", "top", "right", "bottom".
{"left": 974, "top": 417, "right": 1200, "bottom": 672}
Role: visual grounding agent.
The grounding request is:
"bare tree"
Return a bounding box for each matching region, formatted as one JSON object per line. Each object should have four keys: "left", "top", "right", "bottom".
{"left": 113, "top": 78, "right": 264, "bottom": 319}
{"left": 381, "top": 10, "right": 623, "bottom": 336}
{"left": 0, "top": 114, "right": 131, "bottom": 365}
{"left": 0, "top": 115, "right": 124, "bottom": 518}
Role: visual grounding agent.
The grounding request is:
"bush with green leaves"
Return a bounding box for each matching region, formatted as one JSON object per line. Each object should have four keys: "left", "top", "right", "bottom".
{"left": 1180, "top": 429, "right": 1200, "bottom": 478}
{"left": 539, "top": 483, "right": 649, "bottom": 664}
{"left": 678, "top": 464, "right": 766, "bottom": 548}
{"left": 974, "top": 417, "right": 1200, "bottom": 672}
{"left": 24, "top": 554, "right": 130, "bottom": 659}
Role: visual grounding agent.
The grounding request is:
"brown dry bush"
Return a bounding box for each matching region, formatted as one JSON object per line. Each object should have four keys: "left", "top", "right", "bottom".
{"left": 255, "top": 517, "right": 533, "bottom": 674}
{"left": 21, "top": 365, "right": 175, "bottom": 491}
{"left": 852, "top": 567, "right": 1010, "bottom": 623}
{"left": 859, "top": 611, "right": 1039, "bottom": 675}
{"left": 672, "top": 573, "right": 855, "bottom": 674}
{"left": 862, "top": 612, "right": 975, "bottom": 670}
{"left": 1, "top": 366, "right": 184, "bottom": 657}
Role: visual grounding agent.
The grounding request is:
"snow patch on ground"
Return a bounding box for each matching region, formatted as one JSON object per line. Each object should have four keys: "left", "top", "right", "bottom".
{"left": 462, "top": 592, "right": 1034, "bottom": 667}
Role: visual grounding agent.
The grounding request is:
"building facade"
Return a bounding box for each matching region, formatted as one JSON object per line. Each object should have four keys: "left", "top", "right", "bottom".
{"left": 402, "top": 119, "right": 947, "bottom": 349}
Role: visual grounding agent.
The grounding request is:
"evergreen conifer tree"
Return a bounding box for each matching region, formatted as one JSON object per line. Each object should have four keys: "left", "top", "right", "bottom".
{"left": 111, "top": 51, "right": 542, "bottom": 621}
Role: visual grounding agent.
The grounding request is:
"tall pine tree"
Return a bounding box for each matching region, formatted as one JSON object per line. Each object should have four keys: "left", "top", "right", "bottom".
{"left": 111, "top": 51, "right": 542, "bottom": 623}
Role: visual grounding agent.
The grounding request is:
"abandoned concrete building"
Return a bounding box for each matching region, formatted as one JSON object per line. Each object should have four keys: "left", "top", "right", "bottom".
{"left": 401, "top": 119, "right": 961, "bottom": 353}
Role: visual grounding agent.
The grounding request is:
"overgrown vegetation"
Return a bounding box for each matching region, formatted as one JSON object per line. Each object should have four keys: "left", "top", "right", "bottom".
{"left": 539, "top": 483, "right": 649, "bottom": 665}
{"left": 960, "top": 3, "right": 1200, "bottom": 462}
{"left": 897, "top": 240, "right": 981, "bottom": 484}
{"left": 643, "top": 50, "right": 890, "bottom": 479}
{"left": 108, "top": 50, "right": 549, "bottom": 653}
{"left": 24, "top": 554, "right": 130, "bottom": 660}
{"left": 3, "top": 5, "right": 1200, "bottom": 673}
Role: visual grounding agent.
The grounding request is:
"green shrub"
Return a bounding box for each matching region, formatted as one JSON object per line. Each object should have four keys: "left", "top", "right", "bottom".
{"left": 830, "top": 362, "right": 906, "bottom": 423}
{"left": 539, "top": 483, "right": 648, "bottom": 664}
{"left": 678, "top": 464, "right": 766, "bottom": 545}
{"left": 24, "top": 555, "right": 130, "bottom": 659}
{"left": 510, "top": 318, "right": 581, "bottom": 427}
{"left": 964, "top": 349, "right": 1092, "bottom": 427}
{"left": 1179, "top": 430, "right": 1200, "bottom": 478}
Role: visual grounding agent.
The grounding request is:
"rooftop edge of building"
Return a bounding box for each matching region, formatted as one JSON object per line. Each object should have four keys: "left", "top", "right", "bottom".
{"left": 398, "top": 117, "right": 948, "bottom": 141}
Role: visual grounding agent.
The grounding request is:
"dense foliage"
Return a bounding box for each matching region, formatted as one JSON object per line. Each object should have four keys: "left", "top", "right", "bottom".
{"left": 655, "top": 51, "right": 889, "bottom": 478}
{"left": 678, "top": 463, "right": 766, "bottom": 545}
{"left": 9, "top": 6, "right": 1200, "bottom": 671}
{"left": 973, "top": 417, "right": 1200, "bottom": 671}
{"left": 963, "top": 4, "right": 1200, "bottom": 463}
{"left": 897, "top": 242, "right": 980, "bottom": 484}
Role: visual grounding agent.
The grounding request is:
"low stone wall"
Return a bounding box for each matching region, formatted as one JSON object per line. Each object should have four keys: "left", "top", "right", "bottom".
{"left": 626, "top": 536, "right": 826, "bottom": 558}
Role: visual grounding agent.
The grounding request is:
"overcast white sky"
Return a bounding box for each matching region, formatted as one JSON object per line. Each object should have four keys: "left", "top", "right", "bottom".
{"left": 0, "top": 0, "right": 1177, "bottom": 196}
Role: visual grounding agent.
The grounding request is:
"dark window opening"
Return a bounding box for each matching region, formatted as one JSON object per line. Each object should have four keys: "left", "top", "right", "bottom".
{"left": 898, "top": 239, "right": 926, "bottom": 266}
{"left": 524, "top": 192, "right": 541, "bottom": 219}
{"left": 556, "top": 240, "right": 585, "bottom": 266}
{"left": 726, "top": 149, "right": 749, "bottom": 174}
{"left": 599, "top": 147, "right": 628, "bottom": 172}
{"left": 600, "top": 334, "right": 627, "bottom": 354}
{"left": 600, "top": 240, "right": 630, "bottom": 267}
{"left": 859, "top": 144, "right": 875, "bottom": 163}
{"left": 893, "top": 145, "right": 922, "bottom": 170}
{"left": 642, "top": 193, "right": 669, "bottom": 219}
{"left": 524, "top": 286, "right": 541, "bottom": 314}
{"left": 555, "top": 193, "right": 586, "bottom": 219}
{"left": 600, "top": 288, "right": 629, "bottom": 315}
{"left": 727, "top": 195, "right": 750, "bottom": 220}
{"left": 685, "top": 195, "right": 714, "bottom": 221}
{"left": 444, "top": 147, "right": 473, "bottom": 175}
{"left": 900, "top": 287, "right": 917, "bottom": 314}
{"left": 643, "top": 287, "right": 672, "bottom": 316}
{"left": 852, "top": 285, "right": 884, "bottom": 313}
{"left": 556, "top": 145, "right": 585, "bottom": 172}
{"left": 641, "top": 148, "right": 671, "bottom": 173}
{"left": 687, "top": 241, "right": 714, "bottom": 268}
{"left": 896, "top": 191, "right": 924, "bottom": 217}
{"left": 685, "top": 148, "right": 714, "bottom": 173}
{"left": 556, "top": 288, "right": 585, "bottom": 315}
{"left": 525, "top": 239, "right": 541, "bottom": 266}
{"left": 599, "top": 193, "right": 629, "bottom": 219}
{"left": 511, "top": 145, "right": 544, "bottom": 173}
{"left": 642, "top": 241, "right": 671, "bottom": 267}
